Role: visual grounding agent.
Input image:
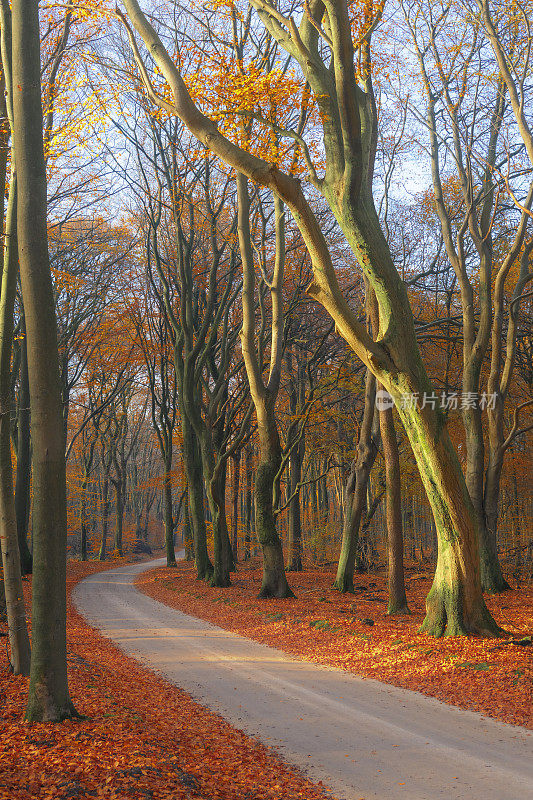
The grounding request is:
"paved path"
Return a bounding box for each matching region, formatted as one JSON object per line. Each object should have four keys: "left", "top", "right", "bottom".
{"left": 73, "top": 559, "right": 532, "bottom": 800}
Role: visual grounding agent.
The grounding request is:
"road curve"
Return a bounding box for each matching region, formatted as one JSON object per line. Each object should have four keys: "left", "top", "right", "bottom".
{"left": 73, "top": 559, "right": 532, "bottom": 800}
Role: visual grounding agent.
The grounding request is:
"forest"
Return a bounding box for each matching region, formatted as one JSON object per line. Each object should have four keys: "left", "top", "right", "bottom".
{"left": 0, "top": 1, "right": 532, "bottom": 799}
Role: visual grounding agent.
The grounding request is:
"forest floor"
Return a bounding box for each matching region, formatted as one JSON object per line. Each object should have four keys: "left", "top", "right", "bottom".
{"left": 137, "top": 557, "right": 533, "bottom": 730}
{"left": 0, "top": 558, "right": 334, "bottom": 800}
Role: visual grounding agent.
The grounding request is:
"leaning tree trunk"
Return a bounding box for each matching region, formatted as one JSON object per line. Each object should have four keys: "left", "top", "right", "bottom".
{"left": 396, "top": 395, "right": 501, "bottom": 637}
{"left": 334, "top": 369, "right": 378, "bottom": 592}
{"left": 15, "top": 322, "right": 32, "bottom": 574}
{"left": 119, "top": 0, "right": 501, "bottom": 642}
{"left": 12, "top": 0, "right": 77, "bottom": 720}
{"left": 0, "top": 170, "right": 31, "bottom": 675}
{"left": 322, "top": 195, "right": 501, "bottom": 636}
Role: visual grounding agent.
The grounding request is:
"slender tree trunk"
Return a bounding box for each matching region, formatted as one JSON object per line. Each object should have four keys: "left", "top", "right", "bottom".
{"left": 99, "top": 470, "right": 110, "bottom": 561}
{"left": 180, "top": 412, "right": 212, "bottom": 579}
{"left": 379, "top": 401, "right": 409, "bottom": 615}
{"left": 334, "top": 370, "right": 378, "bottom": 592}
{"left": 287, "top": 433, "right": 303, "bottom": 571}
{"left": 286, "top": 349, "right": 304, "bottom": 572}
{"left": 236, "top": 174, "right": 293, "bottom": 598}
{"left": 182, "top": 497, "right": 194, "bottom": 561}
{"left": 231, "top": 451, "right": 240, "bottom": 562}
{"left": 80, "top": 484, "right": 88, "bottom": 562}
{"left": 79, "top": 441, "right": 95, "bottom": 562}
{"left": 113, "top": 478, "right": 123, "bottom": 555}
{"left": 483, "top": 400, "right": 511, "bottom": 592}
{"left": 15, "top": 321, "right": 32, "bottom": 574}
{"left": 0, "top": 171, "right": 31, "bottom": 675}
{"left": 163, "top": 452, "right": 176, "bottom": 567}
{"left": 12, "top": 0, "right": 77, "bottom": 720}
{"left": 244, "top": 445, "right": 252, "bottom": 560}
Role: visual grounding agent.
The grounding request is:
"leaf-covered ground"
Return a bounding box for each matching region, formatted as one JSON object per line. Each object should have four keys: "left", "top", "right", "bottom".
{"left": 138, "top": 559, "right": 533, "bottom": 730}
{"left": 0, "top": 559, "right": 334, "bottom": 800}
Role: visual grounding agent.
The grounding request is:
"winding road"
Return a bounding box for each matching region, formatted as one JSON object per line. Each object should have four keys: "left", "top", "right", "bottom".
{"left": 73, "top": 558, "right": 533, "bottom": 800}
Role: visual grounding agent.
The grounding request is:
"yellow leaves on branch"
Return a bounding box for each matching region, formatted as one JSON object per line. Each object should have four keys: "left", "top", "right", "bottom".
{"left": 187, "top": 58, "right": 311, "bottom": 168}
{"left": 349, "top": 0, "right": 386, "bottom": 46}
{"left": 204, "top": 0, "right": 237, "bottom": 11}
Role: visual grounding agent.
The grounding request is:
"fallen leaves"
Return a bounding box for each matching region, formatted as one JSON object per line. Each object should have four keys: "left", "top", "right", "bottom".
{"left": 0, "top": 558, "right": 334, "bottom": 800}
{"left": 138, "top": 559, "right": 533, "bottom": 730}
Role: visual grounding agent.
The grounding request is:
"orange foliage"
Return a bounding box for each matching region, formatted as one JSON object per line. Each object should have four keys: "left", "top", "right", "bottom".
{"left": 139, "top": 561, "right": 533, "bottom": 730}
{"left": 0, "top": 560, "right": 332, "bottom": 800}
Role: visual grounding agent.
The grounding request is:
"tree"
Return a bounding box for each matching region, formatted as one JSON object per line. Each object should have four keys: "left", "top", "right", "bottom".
{"left": 11, "top": 0, "right": 77, "bottom": 721}
{"left": 118, "top": 0, "right": 500, "bottom": 635}
{"left": 237, "top": 177, "right": 294, "bottom": 597}
{"left": 129, "top": 282, "right": 179, "bottom": 566}
{"left": 0, "top": 5, "right": 31, "bottom": 672}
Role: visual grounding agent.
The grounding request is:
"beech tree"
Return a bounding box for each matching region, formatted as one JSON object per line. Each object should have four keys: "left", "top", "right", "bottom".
{"left": 10, "top": 0, "right": 76, "bottom": 720}
{"left": 0, "top": 4, "right": 31, "bottom": 674}
{"left": 118, "top": 0, "right": 501, "bottom": 635}
{"left": 404, "top": 0, "right": 533, "bottom": 593}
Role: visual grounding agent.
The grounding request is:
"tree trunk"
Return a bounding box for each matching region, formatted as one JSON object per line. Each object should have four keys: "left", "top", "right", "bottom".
{"left": 0, "top": 170, "right": 31, "bottom": 675}
{"left": 80, "top": 483, "right": 88, "bottom": 562}
{"left": 398, "top": 397, "right": 501, "bottom": 636}
{"left": 12, "top": 0, "right": 77, "bottom": 720}
{"left": 334, "top": 370, "right": 378, "bottom": 592}
{"left": 181, "top": 412, "right": 212, "bottom": 580}
{"left": 15, "top": 322, "right": 32, "bottom": 574}
{"left": 163, "top": 453, "right": 176, "bottom": 567}
{"left": 379, "top": 402, "right": 409, "bottom": 615}
{"left": 113, "top": 478, "right": 123, "bottom": 555}
{"left": 483, "top": 400, "right": 511, "bottom": 592}
{"left": 255, "top": 406, "right": 294, "bottom": 598}
{"left": 236, "top": 174, "right": 292, "bottom": 598}
{"left": 209, "top": 470, "right": 232, "bottom": 587}
{"left": 463, "top": 395, "right": 509, "bottom": 592}
{"left": 182, "top": 497, "right": 194, "bottom": 561}
{"left": 195, "top": 428, "right": 230, "bottom": 588}
{"left": 99, "top": 471, "right": 110, "bottom": 561}
{"left": 327, "top": 197, "right": 500, "bottom": 635}
{"left": 287, "top": 432, "right": 303, "bottom": 571}
{"left": 231, "top": 451, "right": 240, "bottom": 563}
{"left": 244, "top": 445, "right": 252, "bottom": 560}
